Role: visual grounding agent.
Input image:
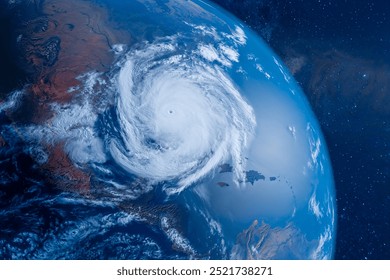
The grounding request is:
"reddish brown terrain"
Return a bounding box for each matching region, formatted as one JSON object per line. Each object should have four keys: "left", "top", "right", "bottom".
{"left": 24, "top": 0, "right": 129, "bottom": 103}
{"left": 17, "top": 0, "right": 130, "bottom": 192}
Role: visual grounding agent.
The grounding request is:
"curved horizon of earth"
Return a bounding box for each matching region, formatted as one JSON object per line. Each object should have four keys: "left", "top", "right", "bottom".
{"left": 0, "top": 0, "right": 336, "bottom": 259}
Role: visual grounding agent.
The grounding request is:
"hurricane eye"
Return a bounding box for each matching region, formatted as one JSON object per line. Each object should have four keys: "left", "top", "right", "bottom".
{"left": 109, "top": 40, "right": 256, "bottom": 192}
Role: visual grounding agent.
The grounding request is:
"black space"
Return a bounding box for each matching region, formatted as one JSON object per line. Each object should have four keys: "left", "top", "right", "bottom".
{"left": 1, "top": 0, "right": 389, "bottom": 260}
{"left": 211, "top": 0, "right": 390, "bottom": 259}
{"left": 270, "top": 0, "right": 390, "bottom": 61}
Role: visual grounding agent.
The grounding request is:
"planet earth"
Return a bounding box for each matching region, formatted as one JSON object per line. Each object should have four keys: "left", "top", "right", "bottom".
{"left": 0, "top": 0, "right": 335, "bottom": 259}
{"left": 211, "top": 0, "right": 390, "bottom": 260}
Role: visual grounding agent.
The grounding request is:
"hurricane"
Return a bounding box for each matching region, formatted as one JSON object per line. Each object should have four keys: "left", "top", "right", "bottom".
{"left": 108, "top": 38, "right": 256, "bottom": 193}
{"left": 21, "top": 29, "right": 257, "bottom": 197}
{"left": 0, "top": 0, "right": 336, "bottom": 260}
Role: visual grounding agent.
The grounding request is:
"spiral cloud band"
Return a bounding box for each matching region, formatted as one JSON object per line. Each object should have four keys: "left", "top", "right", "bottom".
{"left": 109, "top": 38, "right": 256, "bottom": 192}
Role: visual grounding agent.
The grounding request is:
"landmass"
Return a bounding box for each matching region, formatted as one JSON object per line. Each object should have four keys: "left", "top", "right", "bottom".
{"left": 14, "top": 0, "right": 130, "bottom": 192}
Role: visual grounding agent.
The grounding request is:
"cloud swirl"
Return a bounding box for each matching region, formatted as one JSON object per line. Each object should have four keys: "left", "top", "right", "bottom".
{"left": 109, "top": 38, "right": 256, "bottom": 192}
